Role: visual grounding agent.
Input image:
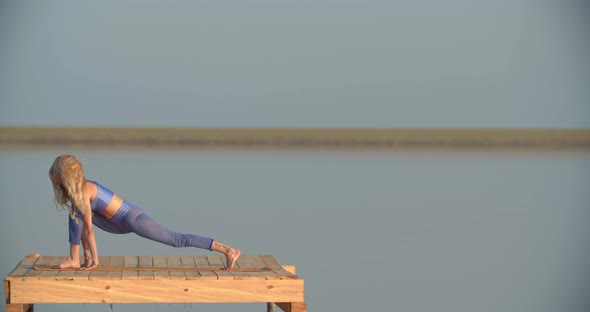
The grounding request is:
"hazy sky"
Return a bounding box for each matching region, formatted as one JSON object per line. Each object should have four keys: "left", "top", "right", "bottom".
{"left": 1, "top": 0, "right": 589, "bottom": 128}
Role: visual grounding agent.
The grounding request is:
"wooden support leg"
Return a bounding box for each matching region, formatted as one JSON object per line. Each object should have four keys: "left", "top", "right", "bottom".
{"left": 6, "top": 304, "right": 33, "bottom": 312}
{"left": 275, "top": 302, "right": 306, "bottom": 312}
{"left": 6, "top": 279, "right": 34, "bottom": 312}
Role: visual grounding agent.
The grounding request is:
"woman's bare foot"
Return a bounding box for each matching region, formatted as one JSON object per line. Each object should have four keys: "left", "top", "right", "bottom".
{"left": 82, "top": 258, "right": 91, "bottom": 268}
{"left": 225, "top": 248, "right": 241, "bottom": 271}
{"left": 53, "top": 257, "right": 81, "bottom": 269}
{"left": 211, "top": 240, "right": 241, "bottom": 270}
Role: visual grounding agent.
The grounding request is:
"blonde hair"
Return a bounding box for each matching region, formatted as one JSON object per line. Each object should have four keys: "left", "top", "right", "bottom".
{"left": 49, "top": 155, "right": 87, "bottom": 220}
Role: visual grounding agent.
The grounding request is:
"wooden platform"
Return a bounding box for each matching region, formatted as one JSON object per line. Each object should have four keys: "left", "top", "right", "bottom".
{"left": 4, "top": 255, "right": 305, "bottom": 312}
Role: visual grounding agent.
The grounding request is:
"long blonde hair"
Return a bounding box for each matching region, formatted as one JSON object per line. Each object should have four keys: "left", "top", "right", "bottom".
{"left": 49, "top": 155, "right": 87, "bottom": 220}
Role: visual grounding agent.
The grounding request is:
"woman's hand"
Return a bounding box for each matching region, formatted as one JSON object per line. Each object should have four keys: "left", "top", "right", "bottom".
{"left": 80, "top": 193, "right": 100, "bottom": 271}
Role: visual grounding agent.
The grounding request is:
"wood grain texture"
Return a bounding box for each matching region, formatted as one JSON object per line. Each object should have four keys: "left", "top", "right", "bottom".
{"left": 276, "top": 302, "right": 307, "bottom": 312}
{"left": 9, "top": 279, "right": 304, "bottom": 304}
{"left": 5, "top": 304, "right": 33, "bottom": 312}
{"left": 195, "top": 256, "right": 217, "bottom": 279}
{"left": 89, "top": 256, "right": 110, "bottom": 280}
{"left": 153, "top": 256, "right": 169, "bottom": 280}
{"left": 208, "top": 256, "right": 235, "bottom": 280}
{"left": 5, "top": 255, "right": 305, "bottom": 308}
{"left": 167, "top": 256, "right": 185, "bottom": 280}
{"left": 7, "top": 258, "right": 38, "bottom": 282}
{"left": 260, "top": 255, "right": 297, "bottom": 279}
{"left": 105, "top": 257, "right": 124, "bottom": 280}
{"left": 138, "top": 256, "right": 154, "bottom": 280}
{"left": 282, "top": 265, "right": 296, "bottom": 275}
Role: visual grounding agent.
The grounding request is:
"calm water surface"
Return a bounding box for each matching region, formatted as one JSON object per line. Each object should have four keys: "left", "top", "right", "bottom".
{"left": 1, "top": 148, "right": 589, "bottom": 312}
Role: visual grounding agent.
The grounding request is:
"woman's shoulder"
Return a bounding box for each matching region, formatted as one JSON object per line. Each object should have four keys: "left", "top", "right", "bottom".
{"left": 84, "top": 179, "right": 98, "bottom": 188}
{"left": 83, "top": 179, "right": 98, "bottom": 199}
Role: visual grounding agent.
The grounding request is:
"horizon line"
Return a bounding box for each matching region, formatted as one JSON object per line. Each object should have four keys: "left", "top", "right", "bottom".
{"left": 1, "top": 127, "right": 589, "bottom": 151}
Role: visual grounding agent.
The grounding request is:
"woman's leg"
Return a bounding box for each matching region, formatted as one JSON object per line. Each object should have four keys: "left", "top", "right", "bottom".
{"left": 55, "top": 214, "right": 83, "bottom": 269}
{"left": 123, "top": 206, "right": 213, "bottom": 249}
{"left": 68, "top": 213, "right": 83, "bottom": 245}
{"left": 92, "top": 212, "right": 132, "bottom": 234}
{"left": 123, "top": 206, "right": 241, "bottom": 269}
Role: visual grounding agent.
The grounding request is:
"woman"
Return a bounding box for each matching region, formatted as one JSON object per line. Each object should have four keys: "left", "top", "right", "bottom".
{"left": 49, "top": 154, "right": 241, "bottom": 270}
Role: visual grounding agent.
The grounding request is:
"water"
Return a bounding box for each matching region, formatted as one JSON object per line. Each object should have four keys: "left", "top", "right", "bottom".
{"left": 1, "top": 148, "right": 589, "bottom": 311}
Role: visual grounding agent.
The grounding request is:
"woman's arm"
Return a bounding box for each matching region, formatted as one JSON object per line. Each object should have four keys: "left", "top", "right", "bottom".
{"left": 80, "top": 227, "right": 92, "bottom": 268}
{"left": 82, "top": 206, "right": 100, "bottom": 270}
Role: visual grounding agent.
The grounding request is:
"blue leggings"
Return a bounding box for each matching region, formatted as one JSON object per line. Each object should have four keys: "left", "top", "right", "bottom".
{"left": 69, "top": 202, "right": 213, "bottom": 250}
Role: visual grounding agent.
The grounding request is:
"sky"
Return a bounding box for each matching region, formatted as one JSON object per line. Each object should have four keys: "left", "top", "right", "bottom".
{"left": 1, "top": 0, "right": 589, "bottom": 128}
{"left": 1, "top": 2, "right": 590, "bottom": 312}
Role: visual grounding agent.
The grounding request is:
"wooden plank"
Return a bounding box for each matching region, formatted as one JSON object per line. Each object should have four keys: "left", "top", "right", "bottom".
{"left": 194, "top": 256, "right": 210, "bottom": 268}
{"left": 122, "top": 256, "right": 139, "bottom": 280}
{"left": 258, "top": 255, "right": 284, "bottom": 270}
{"left": 7, "top": 257, "right": 39, "bottom": 281}
{"left": 179, "top": 256, "right": 195, "bottom": 268}
{"left": 260, "top": 255, "right": 297, "bottom": 279}
{"left": 229, "top": 256, "right": 252, "bottom": 280}
{"left": 35, "top": 256, "right": 54, "bottom": 266}
{"left": 39, "top": 268, "right": 60, "bottom": 280}
{"left": 109, "top": 256, "right": 125, "bottom": 268}
{"left": 230, "top": 259, "right": 252, "bottom": 280}
{"left": 138, "top": 256, "right": 153, "bottom": 267}
{"left": 20, "top": 256, "right": 39, "bottom": 266}
{"left": 207, "top": 255, "right": 234, "bottom": 280}
{"left": 166, "top": 256, "right": 185, "bottom": 280}
{"left": 138, "top": 256, "right": 154, "bottom": 280}
{"left": 237, "top": 256, "right": 280, "bottom": 280}
{"left": 6, "top": 304, "right": 33, "bottom": 312}
{"left": 73, "top": 267, "right": 91, "bottom": 281}
{"left": 4, "top": 279, "right": 10, "bottom": 303}
{"left": 56, "top": 269, "right": 76, "bottom": 281}
{"left": 276, "top": 302, "right": 307, "bottom": 312}
{"left": 106, "top": 256, "right": 124, "bottom": 280}
{"left": 9, "top": 279, "right": 305, "bottom": 304}
{"left": 89, "top": 256, "right": 110, "bottom": 280}
{"left": 33, "top": 265, "right": 269, "bottom": 273}
{"left": 37, "top": 256, "right": 65, "bottom": 280}
{"left": 268, "top": 302, "right": 277, "bottom": 312}
{"left": 195, "top": 256, "right": 217, "bottom": 280}
{"left": 153, "top": 256, "right": 169, "bottom": 280}
{"left": 282, "top": 265, "right": 296, "bottom": 275}
{"left": 35, "top": 256, "right": 65, "bottom": 267}
{"left": 180, "top": 256, "right": 200, "bottom": 280}
{"left": 22, "top": 267, "right": 43, "bottom": 281}
{"left": 234, "top": 255, "right": 262, "bottom": 270}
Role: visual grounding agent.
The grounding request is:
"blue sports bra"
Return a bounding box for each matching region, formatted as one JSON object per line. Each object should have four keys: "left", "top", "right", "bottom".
{"left": 88, "top": 180, "right": 113, "bottom": 214}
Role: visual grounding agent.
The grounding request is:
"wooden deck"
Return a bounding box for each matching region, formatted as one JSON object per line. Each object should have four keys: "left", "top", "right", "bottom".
{"left": 4, "top": 254, "right": 305, "bottom": 312}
